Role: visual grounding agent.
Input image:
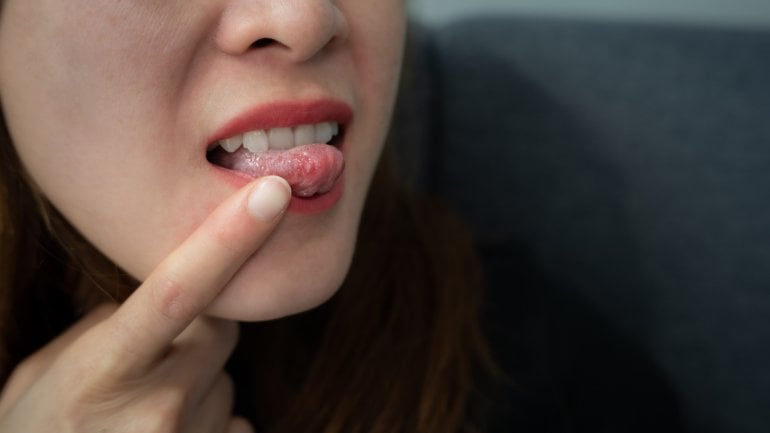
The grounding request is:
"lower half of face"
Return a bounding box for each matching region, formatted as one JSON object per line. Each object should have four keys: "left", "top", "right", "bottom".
{"left": 0, "top": 0, "right": 406, "bottom": 321}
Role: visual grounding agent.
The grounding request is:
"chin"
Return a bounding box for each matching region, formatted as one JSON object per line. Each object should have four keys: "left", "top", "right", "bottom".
{"left": 202, "top": 224, "right": 357, "bottom": 322}
{"left": 205, "top": 255, "right": 352, "bottom": 322}
{"left": 201, "top": 160, "right": 372, "bottom": 322}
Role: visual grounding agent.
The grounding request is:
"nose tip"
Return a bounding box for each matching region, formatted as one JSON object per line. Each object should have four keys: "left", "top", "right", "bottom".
{"left": 215, "top": 1, "right": 349, "bottom": 62}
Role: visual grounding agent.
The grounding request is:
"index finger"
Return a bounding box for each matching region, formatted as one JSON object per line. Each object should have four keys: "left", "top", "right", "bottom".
{"left": 100, "top": 176, "right": 291, "bottom": 373}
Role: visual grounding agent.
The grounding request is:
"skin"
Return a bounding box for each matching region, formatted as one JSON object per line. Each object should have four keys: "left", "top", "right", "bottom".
{"left": 0, "top": 0, "right": 406, "bottom": 321}
{"left": 0, "top": 0, "right": 406, "bottom": 431}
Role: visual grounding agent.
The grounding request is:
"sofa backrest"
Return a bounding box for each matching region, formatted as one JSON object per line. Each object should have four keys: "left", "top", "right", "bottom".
{"left": 396, "top": 16, "right": 770, "bottom": 433}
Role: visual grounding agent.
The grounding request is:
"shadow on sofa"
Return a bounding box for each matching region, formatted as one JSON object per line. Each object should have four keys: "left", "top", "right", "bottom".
{"left": 393, "top": 15, "right": 770, "bottom": 433}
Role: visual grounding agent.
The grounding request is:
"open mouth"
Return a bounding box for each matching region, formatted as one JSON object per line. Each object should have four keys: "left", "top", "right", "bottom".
{"left": 207, "top": 122, "right": 346, "bottom": 197}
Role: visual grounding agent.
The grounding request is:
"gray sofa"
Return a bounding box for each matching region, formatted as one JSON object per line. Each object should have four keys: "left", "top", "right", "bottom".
{"left": 395, "top": 16, "right": 770, "bottom": 433}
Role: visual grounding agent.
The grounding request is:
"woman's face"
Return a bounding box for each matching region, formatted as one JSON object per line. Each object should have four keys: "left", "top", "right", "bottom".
{"left": 0, "top": 0, "right": 405, "bottom": 320}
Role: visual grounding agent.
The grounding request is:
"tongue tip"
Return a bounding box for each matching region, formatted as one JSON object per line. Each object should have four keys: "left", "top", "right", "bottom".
{"left": 288, "top": 148, "right": 345, "bottom": 197}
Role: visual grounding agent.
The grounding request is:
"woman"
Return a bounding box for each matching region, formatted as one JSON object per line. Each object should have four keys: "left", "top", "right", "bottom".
{"left": 0, "top": 1, "right": 682, "bottom": 432}
{"left": 0, "top": 1, "right": 496, "bottom": 432}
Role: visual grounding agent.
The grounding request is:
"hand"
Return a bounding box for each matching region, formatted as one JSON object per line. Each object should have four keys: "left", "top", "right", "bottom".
{"left": 0, "top": 176, "right": 292, "bottom": 433}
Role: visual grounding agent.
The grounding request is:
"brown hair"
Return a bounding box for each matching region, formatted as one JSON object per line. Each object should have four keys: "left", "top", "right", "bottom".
{"left": 0, "top": 41, "right": 498, "bottom": 433}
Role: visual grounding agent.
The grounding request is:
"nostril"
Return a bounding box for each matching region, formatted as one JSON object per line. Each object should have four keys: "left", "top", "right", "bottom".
{"left": 251, "top": 38, "right": 276, "bottom": 49}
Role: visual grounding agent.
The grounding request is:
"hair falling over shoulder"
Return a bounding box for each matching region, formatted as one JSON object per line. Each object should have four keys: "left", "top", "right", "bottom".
{"left": 0, "top": 121, "right": 499, "bottom": 433}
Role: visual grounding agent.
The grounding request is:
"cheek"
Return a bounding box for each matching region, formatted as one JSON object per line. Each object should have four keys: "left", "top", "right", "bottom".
{"left": 350, "top": 1, "right": 406, "bottom": 92}
{"left": 0, "top": 2, "right": 218, "bottom": 277}
{"left": 353, "top": 1, "right": 406, "bottom": 172}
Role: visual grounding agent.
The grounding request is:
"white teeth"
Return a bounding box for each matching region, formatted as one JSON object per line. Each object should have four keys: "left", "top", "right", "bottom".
{"left": 216, "top": 122, "right": 340, "bottom": 154}
{"left": 294, "top": 124, "right": 316, "bottom": 147}
{"left": 268, "top": 127, "right": 294, "bottom": 150}
{"left": 243, "top": 130, "right": 268, "bottom": 153}
{"left": 220, "top": 135, "right": 242, "bottom": 153}
{"left": 315, "top": 122, "right": 334, "bottom": 144}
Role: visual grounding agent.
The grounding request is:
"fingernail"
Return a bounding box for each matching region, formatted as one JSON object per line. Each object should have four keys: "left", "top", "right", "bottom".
{"left": 247, "top": 176, "right": 291, "bottom": 222}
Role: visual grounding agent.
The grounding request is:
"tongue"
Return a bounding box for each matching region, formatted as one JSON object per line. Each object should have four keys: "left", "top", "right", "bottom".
{"left": 214, "top": 144, "right": 344, "bottom": 197}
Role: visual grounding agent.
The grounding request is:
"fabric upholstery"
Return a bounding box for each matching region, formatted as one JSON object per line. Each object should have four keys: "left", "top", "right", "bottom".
{"left": 397, "top": 16, "right": 770, "bottom": 433}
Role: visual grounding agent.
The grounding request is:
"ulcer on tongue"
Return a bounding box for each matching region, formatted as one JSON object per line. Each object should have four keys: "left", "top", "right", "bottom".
{"left": 216, "top": 143, "right": 344, "bottom": 197}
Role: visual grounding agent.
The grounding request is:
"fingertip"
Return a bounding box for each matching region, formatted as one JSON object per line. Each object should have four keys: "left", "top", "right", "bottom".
{"left": 247, "top": 176, "right": 291, "bottom": 222}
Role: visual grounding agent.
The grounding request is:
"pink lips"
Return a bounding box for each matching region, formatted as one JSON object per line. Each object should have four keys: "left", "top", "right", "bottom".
{"left": 208, "top": 99, "right": 353, "bottom": 142}
{"left": 207, "top": 99, "right": 352, "bottom": 214}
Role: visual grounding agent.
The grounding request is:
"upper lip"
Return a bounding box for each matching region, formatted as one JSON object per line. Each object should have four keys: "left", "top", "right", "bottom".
{"left": 207, "top": 98, "right": 353, "bottom": 149}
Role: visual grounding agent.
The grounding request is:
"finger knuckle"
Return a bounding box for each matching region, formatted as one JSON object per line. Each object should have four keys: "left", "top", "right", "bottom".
{"left": 211, "top": 223, "right": 241, "bottom": 259}
{"left": 152, "top": 272, "right": 201, "bottom": 322}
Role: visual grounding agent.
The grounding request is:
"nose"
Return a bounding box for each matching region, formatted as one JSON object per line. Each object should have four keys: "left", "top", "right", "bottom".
{"left": 215, "top": 0, "right": 349, "bottom": 62}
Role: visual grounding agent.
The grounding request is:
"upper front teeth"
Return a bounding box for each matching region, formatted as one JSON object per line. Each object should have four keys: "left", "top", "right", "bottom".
{"left": 218, "top": 122, "right": 339, "bottom": 153}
